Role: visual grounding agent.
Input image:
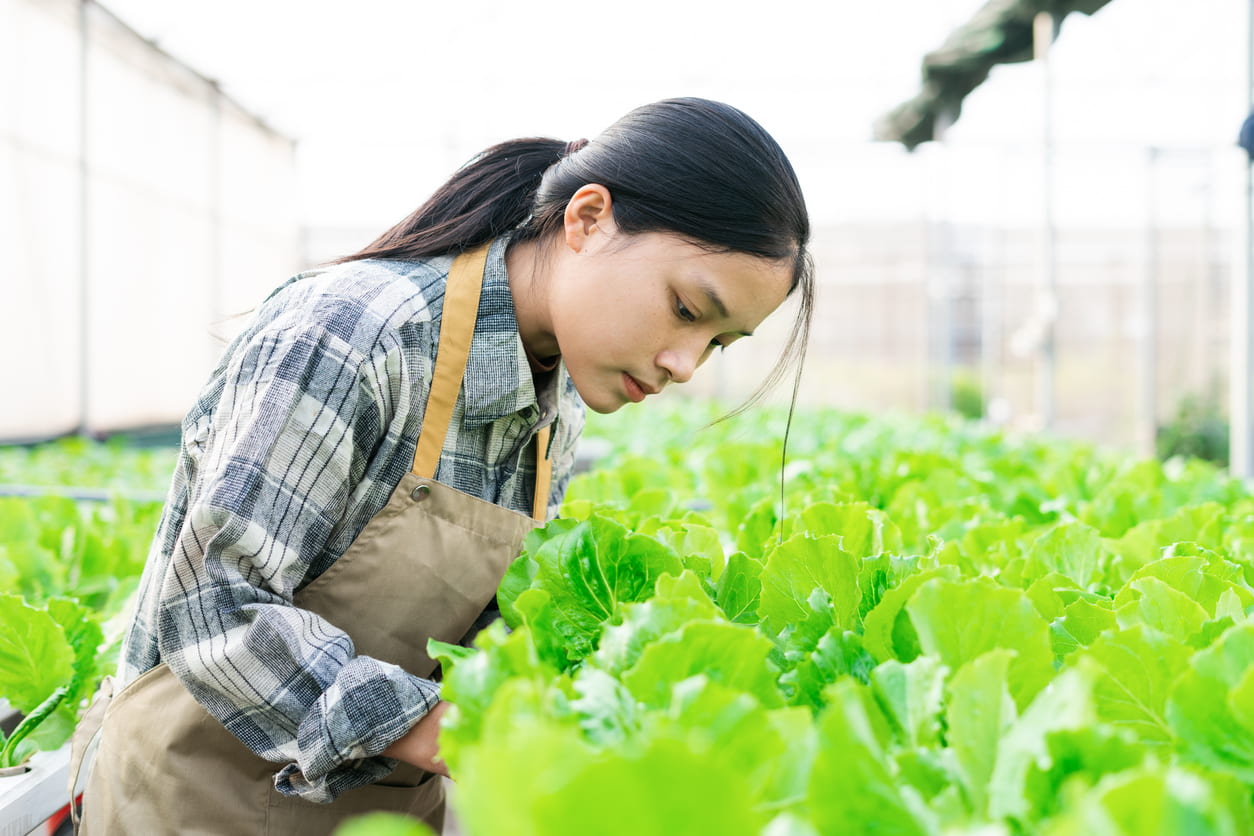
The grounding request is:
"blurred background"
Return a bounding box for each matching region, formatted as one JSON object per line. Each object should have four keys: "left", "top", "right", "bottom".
{"left": 1, "top": 0, "right": 1247, "bottom": 467}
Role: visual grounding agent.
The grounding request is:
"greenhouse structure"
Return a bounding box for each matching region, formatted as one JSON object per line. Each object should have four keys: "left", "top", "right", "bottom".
{"left": 3, "top": 0, "right": 1253, "bottom": 834}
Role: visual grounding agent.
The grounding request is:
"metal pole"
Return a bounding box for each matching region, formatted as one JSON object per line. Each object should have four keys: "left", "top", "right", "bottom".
{"left": 1238, "top": 149, "right": 1254, "bottom": 476}
{"left": 209, "top": 82, "right": 223, "bottom": 360}
{"left": 76, "top": 0, "right": 90, "bottom": 436}
{"left": 1235, "top": 1, "right": 1254, "bottom": 477}
{"left": 1198, "top": 157, "right": 1216, "bottom": 396}
{"left": 919, "top": 152, "right": 932, "bottom": 413}
{"left": 981, "top": 158, "right": 1005, "bottom": 424}
{"left": 931, "top": 110, "right": 955, "bottom": 413}
{"left": 1142, "top": 147, "right": 1160, "bottom": 458}
{"left": 1034, "top": 12, "right": 1058, "bottom": 431}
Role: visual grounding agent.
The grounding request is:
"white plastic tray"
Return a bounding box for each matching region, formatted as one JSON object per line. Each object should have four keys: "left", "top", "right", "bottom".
{"left": 0, "top": 745, "right": 83, "bottom": 836}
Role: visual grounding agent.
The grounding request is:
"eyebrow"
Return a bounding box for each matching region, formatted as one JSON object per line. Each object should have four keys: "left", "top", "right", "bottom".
{"left": 697, "top": 277, "right": 753, "bottom": 337}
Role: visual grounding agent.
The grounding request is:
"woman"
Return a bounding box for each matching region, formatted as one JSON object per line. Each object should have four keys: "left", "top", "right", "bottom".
{"left": 78, "top": 97, "right": 814, "bottom": 834}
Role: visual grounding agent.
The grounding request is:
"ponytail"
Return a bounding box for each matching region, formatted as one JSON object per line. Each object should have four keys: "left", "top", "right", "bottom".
{"left": 334, "top": 137, "right": 567, "bottom": 263}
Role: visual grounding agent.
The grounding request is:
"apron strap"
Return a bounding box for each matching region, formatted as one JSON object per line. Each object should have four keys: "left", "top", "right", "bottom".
{"left": 532, "top": 425, "right": 552, "bottom": 522}
{"left": 411, "top": 245, "right": 489, "bottom": 480}
{"left": 411, "top": 244, "right": 555, "bottom": 523}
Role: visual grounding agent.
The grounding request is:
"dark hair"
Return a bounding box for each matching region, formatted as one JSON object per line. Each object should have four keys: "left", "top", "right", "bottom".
{"left": 340, "top": 97, "right": 813, "bottom": 412}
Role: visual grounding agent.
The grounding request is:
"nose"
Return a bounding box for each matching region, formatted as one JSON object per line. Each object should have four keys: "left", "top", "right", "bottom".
{"left": 656, "top": 340, "right": 707, "bottom": 385}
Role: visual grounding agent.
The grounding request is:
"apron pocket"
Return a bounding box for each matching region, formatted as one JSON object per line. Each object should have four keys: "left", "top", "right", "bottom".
{"left": 265, "top": 769, "right": 444, "bottom": 835}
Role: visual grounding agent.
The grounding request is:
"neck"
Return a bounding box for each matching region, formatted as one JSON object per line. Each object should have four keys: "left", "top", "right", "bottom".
{"left": 505, "top": 237, "right": 560, "bottom": 360}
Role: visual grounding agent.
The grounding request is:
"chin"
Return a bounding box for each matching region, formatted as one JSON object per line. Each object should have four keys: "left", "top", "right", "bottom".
{"left": 569, "top": 376, "right": 626, "bottom": 414}
{"left": 583, "top": 395, "right": 626, "bottom": 415}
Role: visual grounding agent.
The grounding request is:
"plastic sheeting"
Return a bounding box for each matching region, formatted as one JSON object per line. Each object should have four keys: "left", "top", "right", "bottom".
{"left": 0, "top": 0, "right": 300, "bottom": 442}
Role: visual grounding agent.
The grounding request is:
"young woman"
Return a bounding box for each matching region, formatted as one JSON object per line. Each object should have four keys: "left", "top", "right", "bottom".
{"left": 78, "top": 97, "right": 814, "bottom": 834}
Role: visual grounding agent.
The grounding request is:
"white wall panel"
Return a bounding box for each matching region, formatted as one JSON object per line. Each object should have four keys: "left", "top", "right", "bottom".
{"left": 1, "top": 0, "right": 300, "bottom": 442}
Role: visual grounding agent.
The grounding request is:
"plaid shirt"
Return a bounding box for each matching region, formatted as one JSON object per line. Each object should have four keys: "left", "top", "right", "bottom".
{"left": 120, "top": 236, "right": 583, "bottom": 802}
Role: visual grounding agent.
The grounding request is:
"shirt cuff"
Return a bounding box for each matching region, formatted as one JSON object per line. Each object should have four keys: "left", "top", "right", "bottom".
{"left": 273, "top": 755, "right": 399, "bottom": 803}
{"left": 272, "top": 660, "right": 441, "bottom": 803}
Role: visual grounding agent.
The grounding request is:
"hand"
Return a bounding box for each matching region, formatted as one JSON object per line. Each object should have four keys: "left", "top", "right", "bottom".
{"left": 382, "top": 700, "right": 450, "bottom": 777}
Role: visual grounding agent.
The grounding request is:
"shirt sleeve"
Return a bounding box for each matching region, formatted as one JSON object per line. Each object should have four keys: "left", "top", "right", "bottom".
{"left": 155, "top": 314, "right": 439, "bottom": 803}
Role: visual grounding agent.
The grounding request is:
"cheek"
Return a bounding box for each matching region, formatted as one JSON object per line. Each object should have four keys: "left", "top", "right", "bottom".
{"left": 559, "top": 267, "right": 669, "bottom": 359}
{"left": 593, "top": 288, "right": 660, "bottom": 341}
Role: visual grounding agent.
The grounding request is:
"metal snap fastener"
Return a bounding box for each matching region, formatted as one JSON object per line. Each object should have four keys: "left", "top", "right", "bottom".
{"left": 411, "top": 484, "right": 431, "bottom": 501}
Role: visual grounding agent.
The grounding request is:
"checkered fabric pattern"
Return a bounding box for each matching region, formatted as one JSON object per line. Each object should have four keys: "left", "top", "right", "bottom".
{"left": 120, "top": 237, "right": 584, "bottom": 801}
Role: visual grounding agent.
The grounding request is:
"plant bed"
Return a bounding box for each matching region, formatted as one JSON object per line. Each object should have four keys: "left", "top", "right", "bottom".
{"left": 421, "top": 407, "right": 1254, "bottom": 834}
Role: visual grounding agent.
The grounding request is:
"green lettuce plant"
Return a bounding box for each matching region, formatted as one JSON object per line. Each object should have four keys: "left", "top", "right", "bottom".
{"left": 420, "top": 407, "right": 1254, "bottom": 835}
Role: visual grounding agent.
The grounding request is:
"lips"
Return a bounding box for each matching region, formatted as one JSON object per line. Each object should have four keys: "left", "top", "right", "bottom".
{"left": 622, "top": 373, "right": 658, "bottom": 403}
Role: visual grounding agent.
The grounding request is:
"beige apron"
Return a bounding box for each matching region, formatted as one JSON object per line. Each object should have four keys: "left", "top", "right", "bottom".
{"left": 76, "top": 244, "right": 554, "bottom": 835}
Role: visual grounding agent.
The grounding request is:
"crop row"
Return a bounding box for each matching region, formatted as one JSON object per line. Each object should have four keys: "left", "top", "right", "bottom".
{"left": 415, "top": 406, "right": 1254, "bottom": 836}
{"left": 2, "top": 409, "right": 1253, "bottom": 834}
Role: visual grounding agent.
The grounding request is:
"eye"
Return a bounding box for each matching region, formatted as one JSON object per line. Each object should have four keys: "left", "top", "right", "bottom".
{"left": 676, "top": 298, "right": 697, "bottom": 322}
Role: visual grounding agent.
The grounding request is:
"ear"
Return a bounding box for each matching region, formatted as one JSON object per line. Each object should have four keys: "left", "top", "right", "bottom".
{"left": 562, "top": 184, "right": 616, "bottom": 253}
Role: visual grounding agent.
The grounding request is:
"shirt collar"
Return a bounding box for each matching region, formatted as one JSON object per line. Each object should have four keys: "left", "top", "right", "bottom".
{"left": 459, "top": 237, "right": 560, "bottom": 427}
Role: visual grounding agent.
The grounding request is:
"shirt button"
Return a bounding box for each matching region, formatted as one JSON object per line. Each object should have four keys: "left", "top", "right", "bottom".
{"left": 411, "top": 484, "right": 431, "bottom": 501}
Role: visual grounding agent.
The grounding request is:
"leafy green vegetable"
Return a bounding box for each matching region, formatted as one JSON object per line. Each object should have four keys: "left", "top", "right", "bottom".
{"left": 758, "top": 534, "right": 859, "bottom": 637}
{"left": 808, "top": 679, "right": 934, "bottom": 836}
{"left": 1167, "top": 622, "right": 1254, "bottom": 782}
{"left": 1081, "top": 625, "right": 1191, "bottom": 744}
{"left": 946, "top": 649, "right": 1018, "bottom": 816}
{"left": 0, "top": 594, "right": 75, "bottom": 714}
{"left": 333, "top": 812, "right": 436, "bottom": 836}
{"left": 499, "top": 515, "right": 683, "bottom": 664}
{"left": 17, "top": 408, "right": 1254, "bottom": 833}
{"left": 621, "top": 621, "right": 782, "bottom": 709}
{"left": 905, "top": 578, "right": 1054, "bottom": 709}
{"left": 714, "top": 551, "right": 763, "bottom": 623}
{"left": 0, "top": 593, "right": 107, "bottom": 765}
{"left": 1, "top": 685, "right": 69, "bottom": 767}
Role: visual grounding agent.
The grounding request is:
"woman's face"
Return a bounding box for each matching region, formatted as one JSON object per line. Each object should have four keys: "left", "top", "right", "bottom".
{"left": 542, "top": 213, "right": 793, "bottom": 414}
